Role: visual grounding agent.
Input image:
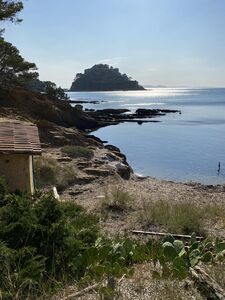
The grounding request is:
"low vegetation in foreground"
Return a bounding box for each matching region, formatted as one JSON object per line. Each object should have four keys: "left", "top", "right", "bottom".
{"left": 0, "top": 179, "right": 225, "bottom": 299}
{"left": 140, "top": 198, "right": 225, "bottom": 236}
{"left": 34, "top": 156, "right": 77, "bottom": 191}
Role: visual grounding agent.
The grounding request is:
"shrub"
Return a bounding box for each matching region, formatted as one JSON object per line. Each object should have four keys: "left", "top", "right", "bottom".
{"left": 61, "top": 145, "right": 94, "bottom": 160}
{"left": 0, "top": 176, "right": 7, "bottom": 203}
{"left": 0, "top": 192, "right": 99, "bottom": 298}
{"left": 34, "top": 157, "right": 77, "bottom": 190}
{"left": 34, "top": 157, "right": 58, "bottom": 187}
{"left": 101, "top": 187, "right": 133, "bottom": 212}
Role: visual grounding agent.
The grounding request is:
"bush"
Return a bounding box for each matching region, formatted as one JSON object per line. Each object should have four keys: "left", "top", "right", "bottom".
{"left": 0, "top": 190, "right": 224, "bottom": 299}
{"left": 61, "top": 145, "right": 94, "bottom": 160}
{"left": 34, "top": 157, "right": 77, "bottom": 190}
{"left": 101, "top": 187, "right": 133, "bottom": 212}
{"left": 0, "top": 176, "right": 7, "bottom": 203}
{"left": 34, "top": 157, "right": 57, "bottom": 187}
{"left": 0, "top": 192, "right": 99, "bottom": 298}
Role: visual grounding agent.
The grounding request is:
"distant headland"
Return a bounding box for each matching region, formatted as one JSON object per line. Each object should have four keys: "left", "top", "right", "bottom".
{"left": 70, "top": 64, "right": 145, "bottom": 91}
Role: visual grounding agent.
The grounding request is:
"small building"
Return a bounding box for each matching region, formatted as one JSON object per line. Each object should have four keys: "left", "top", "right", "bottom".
{"left": 0, "top": 119, "right": 42, "bottom": 194}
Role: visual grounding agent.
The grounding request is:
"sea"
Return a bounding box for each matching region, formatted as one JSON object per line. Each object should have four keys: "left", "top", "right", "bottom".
{"left": 67, "top": 88, "right": 225, "bottom": 185}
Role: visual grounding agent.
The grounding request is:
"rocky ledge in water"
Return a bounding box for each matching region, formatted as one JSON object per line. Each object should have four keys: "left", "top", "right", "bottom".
{"left": 86, "top": 107, "right": 181, "bottom": 127}
{"left": 68, "top": 100, "right": 105, "bottom": 104}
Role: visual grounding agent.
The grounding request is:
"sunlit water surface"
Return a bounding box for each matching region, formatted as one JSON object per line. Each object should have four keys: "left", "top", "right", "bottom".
{"left": 67, "top": 88, "right": 225, "bottom": 184}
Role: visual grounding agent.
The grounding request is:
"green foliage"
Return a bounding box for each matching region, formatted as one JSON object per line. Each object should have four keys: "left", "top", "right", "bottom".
{"left": 45, "top": 82, "right": 69, "bottom": 101}
{"left": 0, "top": 37, "right": 38, "bottom": 88}
{"left": 153, "top": 233, "right": 225, "bottom": 280}
{"left": 61, "top": 145, "right": 94, "bottom": 159}
{"left": 70, "top": 64, "right": 145, "bottom": 91}
{"left": 0, "top": 185, "right": 224, "bottom": 299}
{"left": 25, "top": 79, "right": 70, "bottom": 101}
{"left": 0, "top": 1, "right": 38, "bottom": 89}
{"left": 0, "top": 0, "right": 23, "bottom": 24}
{"left": 0, "top": 176, "right": 7, "bottom": 201}
{"left": 0, "top": 191, "right": 99, "bottom": 298}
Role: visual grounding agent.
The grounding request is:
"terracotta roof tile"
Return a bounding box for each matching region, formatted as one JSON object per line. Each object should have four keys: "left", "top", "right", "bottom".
{"left": 0, "top": 120, "right": 42, "bottom": 155}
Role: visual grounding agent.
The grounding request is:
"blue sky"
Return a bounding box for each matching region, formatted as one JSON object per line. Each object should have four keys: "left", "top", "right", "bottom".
{"left": 4, "top": 0, "right": 225, "bottom": 87}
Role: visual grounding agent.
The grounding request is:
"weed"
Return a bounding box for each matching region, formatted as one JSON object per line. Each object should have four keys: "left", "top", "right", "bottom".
{"left": 34, "top": 157, "right": 77, "bottom": 190}
{"left": 140, "top": 200, "right": 204, "bottom": 235}
{"left": 101, "top": 187, "right": 133, "bottom": 212}
{"left": 61, "top": 145, "right": 94, "bottom": 159}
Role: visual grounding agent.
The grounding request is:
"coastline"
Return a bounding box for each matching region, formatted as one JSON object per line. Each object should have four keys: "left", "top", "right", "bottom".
{"left": 38, "top": 126, "right": 225, "bottom": 240}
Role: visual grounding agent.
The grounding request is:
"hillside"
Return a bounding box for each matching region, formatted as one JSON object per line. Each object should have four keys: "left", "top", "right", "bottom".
{"left": 70, "top": 64, "right": 145, "bottom": 91}
{"left": 0, "top": 88, "right": 100, "bottom": 130}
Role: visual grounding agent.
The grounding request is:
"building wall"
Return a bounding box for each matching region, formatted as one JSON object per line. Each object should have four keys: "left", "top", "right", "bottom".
{"left": 0, "top": 154, "right": 34, "bottom": 194}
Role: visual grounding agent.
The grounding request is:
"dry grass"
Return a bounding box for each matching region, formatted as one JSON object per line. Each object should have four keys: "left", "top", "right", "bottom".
{"left": 204, "top": 262, "right": 225, "bottom": 289}
{"left": 101, "top": 187, "right": 133, "bottom": 213}
{"left": 34, "top": 157, "right": 77, "bottom": 190}
{"left": 139, "top": 199, "right": 225, "bottom": 236}
{"left": 61, "top": 145, "right": 94, "bottom": 160}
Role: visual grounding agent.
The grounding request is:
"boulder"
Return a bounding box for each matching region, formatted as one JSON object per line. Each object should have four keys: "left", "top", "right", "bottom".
{"left": 109, "top": 162, "right": 132, "bottom": 180}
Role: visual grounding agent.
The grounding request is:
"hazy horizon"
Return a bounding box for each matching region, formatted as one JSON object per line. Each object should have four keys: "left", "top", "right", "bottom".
{"left": 4, "top": 0, "right": 225, "bottom": 88}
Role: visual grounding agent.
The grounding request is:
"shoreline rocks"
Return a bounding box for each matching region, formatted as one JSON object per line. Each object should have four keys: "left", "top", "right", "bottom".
{"left": 87, "top": 107, "right": 181, "bottom": 128}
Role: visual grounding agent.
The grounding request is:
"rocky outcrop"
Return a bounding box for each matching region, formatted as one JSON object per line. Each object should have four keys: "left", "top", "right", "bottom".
{"left": 136, "top": 108, "right": 181, "bottom": 116}
{"left": 87, "top": 108, "right": 181, "bottom": 127}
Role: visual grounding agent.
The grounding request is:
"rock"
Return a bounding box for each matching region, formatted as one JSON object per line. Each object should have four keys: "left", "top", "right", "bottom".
{"left": 84, "top": 168, "right": 114, "bottom": 177}
{"left": 92, "top": 159, "right": 105, "bottom": 166}
{"left": 74, "top": 176, "right": 96, "bottom": 184}
{"left": 76, "top": 161, "right": 92, "bottom": 169}
{"left": 105, "top": 144, "right": 121, "bottom": 152}
{"left": 105, "top": 153, "right": 118, "bottom": 161}
{"left": 136, "top": 108, "right": 163, "bottom": 116}
{"left": 57, "top": 157, "right": 73, "bottom": 162}
{"left": 109, "top": 162, "right": 132, "bottom": 180}
{"left": 135, "top": 108, "right": 180, "bottom": 116}
{"left": 95, "top": 109, "right": 130, "bottom": 115}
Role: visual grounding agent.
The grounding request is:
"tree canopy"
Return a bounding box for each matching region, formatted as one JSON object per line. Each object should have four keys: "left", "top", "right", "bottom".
{"left": 0, "top": 37, "right": 38, "bottom": 88}
{"left": 0, "top": 0, "right": 23, "bottom": 22}
{"left": 70, "top": 64, "right": 145, "bottom": 91}
{"left": 0, "top": 0, "right": 23, "bottom": 35}
{"left": 0, "top": 1, "right": 39, "bottom": 89}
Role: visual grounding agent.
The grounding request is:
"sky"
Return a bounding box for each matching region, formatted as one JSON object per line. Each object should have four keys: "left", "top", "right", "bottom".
{"left": 4, "top": 0, "right": 225, "bottom": 88}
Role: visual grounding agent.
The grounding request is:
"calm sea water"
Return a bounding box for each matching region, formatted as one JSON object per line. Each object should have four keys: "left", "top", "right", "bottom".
{"left": 67, "top": 88, "right": 225, "bottom": 185}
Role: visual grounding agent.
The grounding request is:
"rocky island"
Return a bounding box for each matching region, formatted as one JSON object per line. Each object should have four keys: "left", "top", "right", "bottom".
{"left": 70, "top": 64, "right": 145, "bottom": 91}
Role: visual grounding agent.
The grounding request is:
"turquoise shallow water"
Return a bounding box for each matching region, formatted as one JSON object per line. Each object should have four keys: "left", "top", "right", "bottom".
{"left": 67, "top": 88, "right": 225, "bottom": 184}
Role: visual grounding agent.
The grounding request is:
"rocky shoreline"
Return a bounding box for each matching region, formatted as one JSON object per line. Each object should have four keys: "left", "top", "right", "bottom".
{"left": 84, "top": 107, "right": 181, "bottom": 128}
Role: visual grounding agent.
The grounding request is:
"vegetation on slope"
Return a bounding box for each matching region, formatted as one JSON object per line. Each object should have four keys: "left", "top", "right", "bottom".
{"left": 70, "top": 64, "right": 145, "bottom": 91}
{"left": 0, "top": 178, "right": 224, "bottom": 299}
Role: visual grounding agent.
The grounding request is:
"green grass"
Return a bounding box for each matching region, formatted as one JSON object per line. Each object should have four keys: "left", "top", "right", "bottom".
{"left": 61, "top": 145, "right": 94, "bottom": 160}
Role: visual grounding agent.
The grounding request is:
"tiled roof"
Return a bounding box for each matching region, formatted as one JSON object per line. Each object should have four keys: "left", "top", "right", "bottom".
{"left": 0, "top": 119, "right": 42, "bottom": 155}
